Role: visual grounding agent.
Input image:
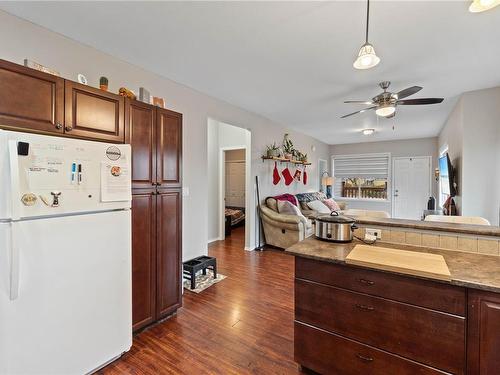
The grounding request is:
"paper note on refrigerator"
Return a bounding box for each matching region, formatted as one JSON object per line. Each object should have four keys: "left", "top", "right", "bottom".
{"left": 100, "top": 162, "right": 131, "bottom": 202}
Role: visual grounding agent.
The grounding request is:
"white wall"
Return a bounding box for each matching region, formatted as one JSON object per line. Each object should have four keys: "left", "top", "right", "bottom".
{"left": 439, "top": 87, "right": 500, "bottom": 225}
{"left": 0, "top": 11, "right": 330, "bottom": 257}
{"left": 438, "top": 96, "right": 464, "bottom": 212}
{"left": 330, "top": 137, "right": 439, "bottom": 215}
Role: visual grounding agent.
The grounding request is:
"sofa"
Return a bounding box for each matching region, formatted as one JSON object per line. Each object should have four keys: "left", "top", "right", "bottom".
{"left": 259, "top": 192, "right": 347, "bottom": 249}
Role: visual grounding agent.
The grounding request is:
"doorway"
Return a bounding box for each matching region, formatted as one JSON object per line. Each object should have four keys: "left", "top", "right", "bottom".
{"left": 220, "top": 148, "right": 247, "bottom": 244}
{"left": 392, "top": 156, "right": 432, "bottom": 219}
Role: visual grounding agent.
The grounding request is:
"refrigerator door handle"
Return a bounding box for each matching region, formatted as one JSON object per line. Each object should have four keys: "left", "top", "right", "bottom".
{"left": 8, "top": 140, "right": 21, "bottom": 221}
{"left": 9, "top": 222, "right": 20, "bottom": 300}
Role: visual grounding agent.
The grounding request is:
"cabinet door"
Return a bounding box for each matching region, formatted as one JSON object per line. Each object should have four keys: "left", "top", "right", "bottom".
{"left": 156, "top": 189, "right": 182, "bottom": 318}
{"left": 126, "top": 100, "right": 156, "bottom": 189}
{"left": 156, "top": 109, "right": 182, "bottom": 188}
{"left": 468, "top": 290, "right": 500, "bottom": 375}
{"left": 132, "top": 193, "right": 157, "bottom": 331}
{"left": 0, "top": 59, "right": 64, "bottom": 134}
{"left": 65, "top": 81, "right": 124, "bottom": 142}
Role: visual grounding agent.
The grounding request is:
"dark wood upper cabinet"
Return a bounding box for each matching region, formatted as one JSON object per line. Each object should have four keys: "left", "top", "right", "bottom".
{"left": 467, "top": 289, "right": 500, "bottom": 375}
{"left": 157, "top": 109, "right": 182, "bottom": 188}
{"left": 156, "top": 189, "right": 182, "bottom": 318}
{"left": 131, "top": 193, "right": 157, "bottom": 331}
{"left": 65, "top": 80, "right": 124, "bottom": 142}
{"left": 126, "top": 99, "right": 157, "bottom": 189}
{"left": 0, "top": 59, "right": 64, "bottom": 134}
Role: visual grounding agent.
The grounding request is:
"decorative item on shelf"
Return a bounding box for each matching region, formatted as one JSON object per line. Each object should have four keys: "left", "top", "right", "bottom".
{"left": 139, "top": 87, "right": 151, "bottom": 104}
{"left": 77, "top": 73, "right": 88, "bottom": 85}
{"left": 23, "top": 59, "right": 60, "bottom": 76}
{"left": 273, "top": 162, "right": 281, "bottom": 185}
{"left": 282, "top": 164, "right": 294, "bottom": 186}
{"left": 266, "top": 142, "right": 281, "bottom": 158}
{"left": 99, "top": 76, "right": 109, "bottom": 91}
{"left": 322, "top": 172, "right": 334, "bottom": 198}
{"left": 153, "top": 96, "right": 165, "bottom": 108}
{"left": 118, "top": 87, "right": 136, "bottom": 100}
{"left": 282, "top": 133, "right": 295, "bottom": 160}
{"left": 293, "top": 168, "right": 302, "bottom": 182}
{"left": 296, "top": 151, "right": 308, "bottom": 163}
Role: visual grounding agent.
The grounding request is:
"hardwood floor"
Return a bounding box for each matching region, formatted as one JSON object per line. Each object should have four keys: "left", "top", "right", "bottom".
{"left": 101, "top": 226, "right": 303, "bottom": 374}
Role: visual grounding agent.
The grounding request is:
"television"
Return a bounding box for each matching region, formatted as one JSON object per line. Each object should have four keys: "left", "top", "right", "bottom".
{"left": 439, "top": 153, "right": 456, "bottom": 197}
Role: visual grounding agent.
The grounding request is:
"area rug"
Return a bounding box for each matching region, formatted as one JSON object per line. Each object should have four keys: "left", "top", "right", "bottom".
{"left": 183, "top": 270, "right": 226, "bottom": 293}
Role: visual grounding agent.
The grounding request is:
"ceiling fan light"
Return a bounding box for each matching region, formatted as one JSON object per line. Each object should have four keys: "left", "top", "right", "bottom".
{"left": 362, "top": 128, "right": 375, "bottom": 135}
{"left": 353, "top": 43, "right": 380, "bottom": 70}
{"left": 375, "top": 105, "right": 396, "bottom": 117}
{"left": 469, "top": 0, "right": 500, "bottom": 12}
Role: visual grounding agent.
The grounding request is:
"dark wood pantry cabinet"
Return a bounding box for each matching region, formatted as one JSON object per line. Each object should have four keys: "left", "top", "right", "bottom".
{"left": 127, "top": 99, "right": 183, "bottom": 331}
{"left": 0, "top": 58, "right": 183, "bottom": 333}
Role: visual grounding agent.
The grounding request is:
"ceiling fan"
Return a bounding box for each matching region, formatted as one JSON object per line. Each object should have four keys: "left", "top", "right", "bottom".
{"left": 341, "top": 81, "right": 444, "bottom": 119}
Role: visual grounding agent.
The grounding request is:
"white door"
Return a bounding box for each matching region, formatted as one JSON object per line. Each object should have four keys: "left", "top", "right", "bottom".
{"left": 393, "top": 157, "right": 432, "bottom": 219}
{"left": 0, "top": 210, "right": 132, "bottom": 375}
{"left": 225, "top": 161, "right": 245, "bottom": 207}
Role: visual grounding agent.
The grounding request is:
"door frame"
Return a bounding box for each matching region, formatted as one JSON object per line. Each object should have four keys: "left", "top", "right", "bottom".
{"left": 219, "top": 145, "right": 248, "bottom": 241}
{"left": 391, "top": 156, "right": 432, "bottom": 218}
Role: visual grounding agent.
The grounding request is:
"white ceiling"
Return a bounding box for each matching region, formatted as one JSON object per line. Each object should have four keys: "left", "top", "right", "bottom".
{"left": 2, "top": 1, "right": 499, "bottom": 145}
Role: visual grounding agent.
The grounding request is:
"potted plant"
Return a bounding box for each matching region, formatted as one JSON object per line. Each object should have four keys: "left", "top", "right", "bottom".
{"left": 266, "top": 142, "right": 280, "bottom": 158}
{"left": 297, "top": 152, "right": 308, "bottom": 163}
{"left": 282, "top": 134, "right": 295, "bottom": 160}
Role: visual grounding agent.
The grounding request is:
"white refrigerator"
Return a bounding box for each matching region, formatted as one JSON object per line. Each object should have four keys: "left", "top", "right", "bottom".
{"left": 0, "top": 130, "right": 132, "bottom": 374}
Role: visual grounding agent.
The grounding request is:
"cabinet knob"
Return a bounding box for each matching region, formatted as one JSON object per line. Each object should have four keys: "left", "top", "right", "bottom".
{"left": 358, "top": 278, "right": 375, "bottom": 286}
{"left": 65, "top": 126, "right": 73, "bottom": 132}
{"left": 55, "top": 123, "right": 63, "bottom": 130}
{"left": 355, "top": 304, "right": 375, "bottom": 311}
{"left": 356, "top": 354, "right": 373, "bottom": 362}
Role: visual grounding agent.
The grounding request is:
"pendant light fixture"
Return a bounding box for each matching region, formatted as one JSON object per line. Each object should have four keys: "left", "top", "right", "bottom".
{"left": 469, "top": 0, "right": 499, "bottom": 12}
{"left": 353, "top": 0, "right": 380, "bottom": 70}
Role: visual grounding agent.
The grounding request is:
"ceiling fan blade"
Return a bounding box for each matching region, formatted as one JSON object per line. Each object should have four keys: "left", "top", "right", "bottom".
{"left": 397, "top": 98, "right": 444, "bottom": 105}
{"left": 344, "top": 100, "right": 374, "bottom": 105}
{"left": 341, "top": 106, "right": 377, "bottom": 119}
{"left": 396, "top": 86, "right": 422, "bottom": 99}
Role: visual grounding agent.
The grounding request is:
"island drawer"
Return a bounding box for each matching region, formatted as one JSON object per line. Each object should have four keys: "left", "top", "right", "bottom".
{"left": 295, "top": 257, "right": 466, "bottom": 316}
{"left": 295, "top": 279, "right": 465, "bottom": 374}
{"left": 295, "top": 322, "right": 450, "bottom": 375}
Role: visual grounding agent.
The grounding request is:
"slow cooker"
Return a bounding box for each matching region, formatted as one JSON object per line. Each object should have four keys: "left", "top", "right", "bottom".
{"left": 315, "top": 212, "right": 357, "bottom": 242}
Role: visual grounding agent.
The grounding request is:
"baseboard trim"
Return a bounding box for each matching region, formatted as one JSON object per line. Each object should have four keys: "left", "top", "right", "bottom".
{"left": 208, "top": 237, "right": 222, "bottom": 244}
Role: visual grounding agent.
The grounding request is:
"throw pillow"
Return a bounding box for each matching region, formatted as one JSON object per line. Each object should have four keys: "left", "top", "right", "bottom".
{"left": 306, "top": 200, "right": 331, "bottom": 214}
{"left": 322, "top": 198, "right": 341, "bottom": 212}
{"left": 277, "top": 200, "right": 302, "bottom": 216}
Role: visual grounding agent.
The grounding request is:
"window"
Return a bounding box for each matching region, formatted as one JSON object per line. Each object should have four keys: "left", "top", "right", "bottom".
{"left": 332, "top": 153, "right": 390, "bottom": 200}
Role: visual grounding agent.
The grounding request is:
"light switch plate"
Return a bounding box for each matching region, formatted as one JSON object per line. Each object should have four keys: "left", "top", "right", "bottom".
{"left": 182, "top": 187, "right": 189, "bottom": 197}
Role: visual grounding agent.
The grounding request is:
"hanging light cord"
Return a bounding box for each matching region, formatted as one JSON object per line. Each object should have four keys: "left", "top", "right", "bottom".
{"left": 365, "top": 0, "right": 370, "bottom": 44}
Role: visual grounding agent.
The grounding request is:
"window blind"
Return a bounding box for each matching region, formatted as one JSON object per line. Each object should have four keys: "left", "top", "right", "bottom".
{"left": 332, "top": 153, "right": 390, "bottom": 197}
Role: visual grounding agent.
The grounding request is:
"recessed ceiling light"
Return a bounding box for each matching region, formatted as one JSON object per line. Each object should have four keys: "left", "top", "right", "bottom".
{"left": 469, "top": 0, "right": 499, "bottom": 12}
{"left": 362, "top": 128, "right": 375, "bottom": 136}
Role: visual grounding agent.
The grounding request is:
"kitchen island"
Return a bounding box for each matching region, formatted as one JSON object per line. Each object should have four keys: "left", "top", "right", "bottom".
{"left": 286, "top": 237, "right": 500, "bottom": 375}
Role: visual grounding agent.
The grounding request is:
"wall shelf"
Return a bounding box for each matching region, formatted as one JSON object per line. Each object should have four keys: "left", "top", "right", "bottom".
{"left": 261, "top": 156, "right": 311, "bottom": 165}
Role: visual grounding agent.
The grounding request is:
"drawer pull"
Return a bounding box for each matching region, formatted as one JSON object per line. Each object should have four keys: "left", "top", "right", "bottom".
{"left": 358, "top": 278, "right": 375, "bottom": 286}
{"left": 356, "top": 353, "right": 374, "bottom": 362}
{"left": 355, "top": 304, "right": 375, "bottom": 311}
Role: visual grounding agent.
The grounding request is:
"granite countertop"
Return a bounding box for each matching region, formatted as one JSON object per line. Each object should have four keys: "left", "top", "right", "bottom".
{"left": 286, "top": 237, "right": 500, "bottom": 293}
{"left": 352, "top": 216, "right": 500, "bottom": 237}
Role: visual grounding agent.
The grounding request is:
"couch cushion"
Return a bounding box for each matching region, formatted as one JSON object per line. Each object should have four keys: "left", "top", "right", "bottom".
{"left": 296, "top": 192, "right": 327, "bottom": 210}
{"left": 307, "top": 200, "right": 331, "bottom": 214}
{"left": 322, "top": 198, "right": 341, "bottom": 212}
{"left": 265, "top": 194, "right": 298, "bottom": 213}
